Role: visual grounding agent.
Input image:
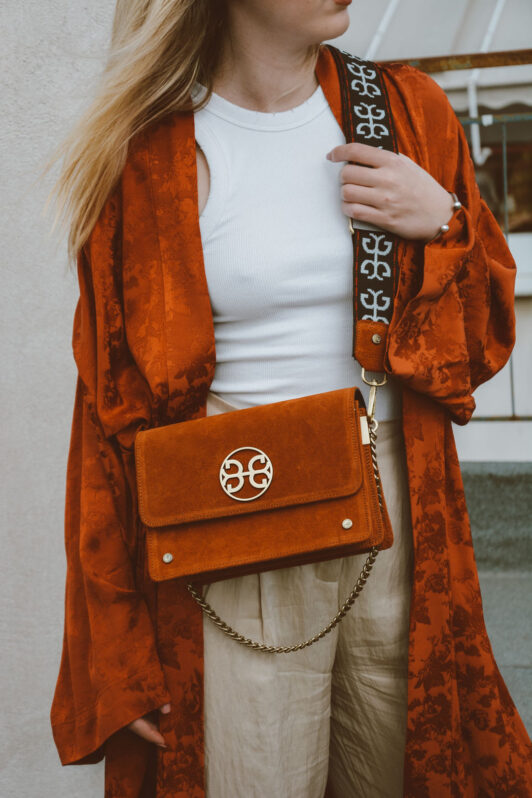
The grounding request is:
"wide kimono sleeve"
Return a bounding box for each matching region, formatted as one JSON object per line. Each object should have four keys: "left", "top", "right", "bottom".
{"left": 386, "top": 66, "right": 517, "bottom": 425}
{"left": 50, "top": 182, "right": 171, "bottom": 765}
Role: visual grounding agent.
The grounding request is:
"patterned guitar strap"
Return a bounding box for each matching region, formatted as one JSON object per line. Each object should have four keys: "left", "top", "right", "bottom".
{"left": 326, "top": 45, "right": 399, "bottom": 427}
{"left": 187, "top": 47, "right": 400, "bottom": 653}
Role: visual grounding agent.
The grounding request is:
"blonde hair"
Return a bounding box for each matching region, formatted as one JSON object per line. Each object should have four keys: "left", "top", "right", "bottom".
{"left": 48, "top": 0, "right": 227, "bottom": 261}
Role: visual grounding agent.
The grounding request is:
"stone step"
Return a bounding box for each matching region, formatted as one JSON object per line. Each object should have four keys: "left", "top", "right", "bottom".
{"left": 461, "top": 462, "right": 532, "bottom": 570}
{"left": 477, "top": 570, "right": 532, "bottom": 737}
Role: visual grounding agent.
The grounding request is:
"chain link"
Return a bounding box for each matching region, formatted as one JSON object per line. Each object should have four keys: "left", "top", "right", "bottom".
{"left": 186, "top": 418, "right": 383, "bottom": 654}
{"left": 186, "top": 545, "right": 378, "bottom": 654}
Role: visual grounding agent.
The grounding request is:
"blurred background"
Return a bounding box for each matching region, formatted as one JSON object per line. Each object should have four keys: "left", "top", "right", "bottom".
{"left": 1, "top": 1, "right": 530, "bottom": 795}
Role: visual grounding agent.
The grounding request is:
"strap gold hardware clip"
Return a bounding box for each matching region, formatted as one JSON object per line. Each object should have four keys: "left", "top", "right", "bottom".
{"left": 361, "top": 368, "right": 387, "bottom": 427}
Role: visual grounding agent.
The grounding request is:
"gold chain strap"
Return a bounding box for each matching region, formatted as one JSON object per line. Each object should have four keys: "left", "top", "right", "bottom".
{"left": 186, "top": 407, "right": 384, "bottom": 655}
{"left": 186, "top": 546, "right": 379, "bottom": 655}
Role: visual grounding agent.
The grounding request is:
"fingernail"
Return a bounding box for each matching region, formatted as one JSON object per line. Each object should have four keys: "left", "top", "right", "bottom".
{"left": 157, "top": 743, "right": 168, "bottom": 750}
{"left": 326, "top": 151, "right": 332, "bottom": 161}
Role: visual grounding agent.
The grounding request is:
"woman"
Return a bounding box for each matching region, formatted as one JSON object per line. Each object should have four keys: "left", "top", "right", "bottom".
{"left": 49, "top": 1, "right": 532, "bottom": 796}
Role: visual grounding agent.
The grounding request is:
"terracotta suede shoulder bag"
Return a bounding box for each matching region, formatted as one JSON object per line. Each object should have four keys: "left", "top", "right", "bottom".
{"left": 134, "top": 47, "right": 402, "bottom": 654}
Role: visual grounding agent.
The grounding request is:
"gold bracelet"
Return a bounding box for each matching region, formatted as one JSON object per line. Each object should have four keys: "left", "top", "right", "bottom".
{"left": 426, "top": 192, "right": 462, "bottom": 243}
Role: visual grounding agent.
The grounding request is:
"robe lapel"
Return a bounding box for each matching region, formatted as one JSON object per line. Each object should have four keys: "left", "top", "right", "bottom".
{"left": 137, "top": 115, "right": 213, "bottom": 797}
{"left": 145, "top": 113, "right": 216, "bottom": 423}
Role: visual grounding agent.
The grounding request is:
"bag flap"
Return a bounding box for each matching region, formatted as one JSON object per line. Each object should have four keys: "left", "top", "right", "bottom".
{"left": 135, "top": 387, "right": 366, "bottom": 527}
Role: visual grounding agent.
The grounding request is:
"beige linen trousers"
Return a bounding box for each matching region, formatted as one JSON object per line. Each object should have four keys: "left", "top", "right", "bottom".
{"left": 202, "top": 391, "right": 414, "bottom": 798}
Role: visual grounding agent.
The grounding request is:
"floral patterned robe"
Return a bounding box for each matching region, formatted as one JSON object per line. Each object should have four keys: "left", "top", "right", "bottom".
{"left": 50, "top": 45, "right": 532, "bottom": 797}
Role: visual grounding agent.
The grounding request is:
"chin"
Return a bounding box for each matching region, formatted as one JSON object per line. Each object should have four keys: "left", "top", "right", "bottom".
{"left": 313, "top": 5, "right": 351, "bottom": 44}
{"left": 326, "top": 13, "right": 350, "bottom": 39}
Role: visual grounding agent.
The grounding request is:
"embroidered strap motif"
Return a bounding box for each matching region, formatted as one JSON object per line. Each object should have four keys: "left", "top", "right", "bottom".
{"left": 326, "top": 46, "right": 399, "bottom": 351}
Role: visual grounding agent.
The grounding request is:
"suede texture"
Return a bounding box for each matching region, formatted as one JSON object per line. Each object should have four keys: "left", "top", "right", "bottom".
{"left": 355, "top": 319, "right": 389, "bottom": 372}
{"left": 135, "top": 387, "right": 393, "bottom": 582}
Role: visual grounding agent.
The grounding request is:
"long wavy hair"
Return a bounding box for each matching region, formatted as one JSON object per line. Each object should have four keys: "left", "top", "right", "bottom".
{"left": 48, "top": 0, "right": 228, "bottom": 261}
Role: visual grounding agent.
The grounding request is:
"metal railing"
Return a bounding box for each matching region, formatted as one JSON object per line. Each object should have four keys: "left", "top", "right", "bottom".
{"left": 381, "top": 47, "right": 532, "bottom": 73}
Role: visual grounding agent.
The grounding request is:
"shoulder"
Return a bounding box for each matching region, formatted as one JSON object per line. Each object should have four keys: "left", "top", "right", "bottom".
{"left": 120, "top": 111, "right": 194, "bottom": 196}
{"left": 128, "top": 112, "right": 193, "bottom": 160}
{"left": 330, "top": 47, "right": 458, "bottom": 133}
{"left": 376, "top": 60, "right": 466, "bottom": 178}
{"left": 378, "top": 60, "right": 445, "bottom": 96}
{"left": 379, "top": 60, "right": 457, "bottom": 127}
{"left": 328, "top": 47, "right": 448, "bottom": 105}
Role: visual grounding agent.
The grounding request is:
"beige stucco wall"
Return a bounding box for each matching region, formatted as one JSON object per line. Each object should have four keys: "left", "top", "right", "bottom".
{"left": 1, "top": 3, "right": 113, "bottom": 795}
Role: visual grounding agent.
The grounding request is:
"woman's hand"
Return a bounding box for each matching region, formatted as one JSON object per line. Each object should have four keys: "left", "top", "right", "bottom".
{"left": 126, "top": 703, "right": 172, "bottom": 749}
{"left": 326, "top": 142, "right": 455, "bottom": 242}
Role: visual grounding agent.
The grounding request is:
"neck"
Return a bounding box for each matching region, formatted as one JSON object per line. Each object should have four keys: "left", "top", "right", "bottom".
{"left": 213, "top": 14, "right": 319, "bottom": 113}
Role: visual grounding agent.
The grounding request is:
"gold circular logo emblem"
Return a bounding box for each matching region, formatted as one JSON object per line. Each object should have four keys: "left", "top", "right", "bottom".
{"left": 219, "top": 447, "right": 273, "bottom": 502}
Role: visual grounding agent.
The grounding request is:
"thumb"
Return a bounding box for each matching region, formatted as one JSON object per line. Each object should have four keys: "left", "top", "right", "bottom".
{"left": 159, "top": 703, "right": 172, "bottom": 714}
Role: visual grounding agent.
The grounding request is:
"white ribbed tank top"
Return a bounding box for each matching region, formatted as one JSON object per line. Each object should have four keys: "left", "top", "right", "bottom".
{"left": 193, "top": 83, "right": 401, "bottom": 420}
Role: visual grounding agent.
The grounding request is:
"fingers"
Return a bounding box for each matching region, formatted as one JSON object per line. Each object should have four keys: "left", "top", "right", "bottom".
{"left": 327, "top": 142, "right": 393, "bottom": 167}
{"left": 331, "top": 141, "right": 455, "bottom": 240}
{"left": 339, "top": 178, "right": 387, "bottom": 228}
{"left": 342, "top": 202, "right": 387, "bottom": 228}
{"left": 340, "top": 163, "right": 379, "bottom": 187}
{"left": 341, "top": 183, "right": 379, "bottom": 206}
{"left": 127, "top": 711, "right": 168, "bottom": 749}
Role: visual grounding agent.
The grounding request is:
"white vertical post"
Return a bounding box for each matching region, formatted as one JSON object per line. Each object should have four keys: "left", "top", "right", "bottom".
{"left": 364, "top": 0, "right": 402, "bottom": 61}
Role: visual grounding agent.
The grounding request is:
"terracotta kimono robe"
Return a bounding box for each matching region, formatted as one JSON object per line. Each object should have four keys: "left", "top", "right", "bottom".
{"left": 51, "top": 45, "right": 532, "bottom": 797}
